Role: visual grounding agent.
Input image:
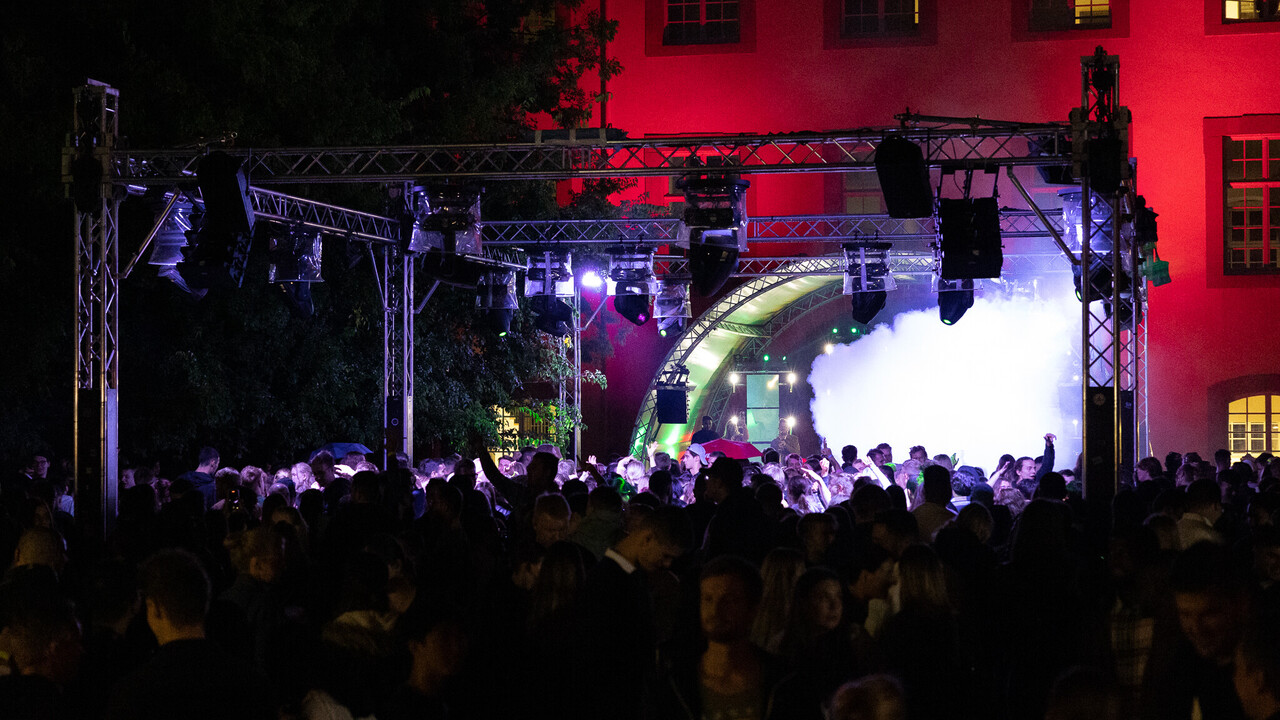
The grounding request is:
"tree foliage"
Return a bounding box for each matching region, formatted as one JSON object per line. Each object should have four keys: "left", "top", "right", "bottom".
{"left": 0, "top": 0, "right": 620, "bottom": 470}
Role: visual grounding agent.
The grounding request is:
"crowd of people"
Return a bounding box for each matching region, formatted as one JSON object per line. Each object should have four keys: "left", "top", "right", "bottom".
{"left": 3, "top": 434, "right": 1280, "bottom": 720}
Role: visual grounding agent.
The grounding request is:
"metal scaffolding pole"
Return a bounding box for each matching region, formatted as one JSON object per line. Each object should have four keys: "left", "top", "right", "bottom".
{"left": 382, "top": 243, "right": 414, "bottom": 468}
{"left": 64, "top": 82, "right": 121, "bottom": 535}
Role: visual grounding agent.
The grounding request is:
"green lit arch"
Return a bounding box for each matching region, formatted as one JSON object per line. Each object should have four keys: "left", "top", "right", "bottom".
{"left": 629, "top": 261, "right": 845, "bottom": 459}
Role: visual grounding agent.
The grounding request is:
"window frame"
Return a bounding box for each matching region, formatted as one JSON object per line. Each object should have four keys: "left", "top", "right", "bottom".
{"left": 1226, "top": 394, "right": 1280, "bottom": 462}
{"left": 1223, "top": 135, "right": 1280, "bottom": 274}
{"left": 646, "top": 0, "right": 756, "bottom": 56}
{"left": 1209, "top": 375, "right": 1280, "bottom": 459}
{"left": 1011, "top": 0, "right": 1130, "bottom": 41}
{"left": 824, "top": 0, "right": 938, "bottom": 48}
{"left": 1207, "top": 0, "right": 1280, "bottom": 34}
{"left": 1204, "top": 115, "right": 1280, "bottom": 287}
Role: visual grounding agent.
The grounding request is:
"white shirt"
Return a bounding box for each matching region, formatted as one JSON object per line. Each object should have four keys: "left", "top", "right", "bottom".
{"left": 604, "top": 547, "right": 637, "bottom": 575}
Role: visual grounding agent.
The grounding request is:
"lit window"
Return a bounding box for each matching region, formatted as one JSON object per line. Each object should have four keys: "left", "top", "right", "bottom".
{"left": 1028, "top": 0, "right": 1111, "bottom": 31}
{"left": 1224, "top": 0, "right": 1280, "bottom": 22}
{"left": 664, "top": 0, "right": 741, "bottom": 45}
{"left": 1224, "top": 137, "right": 1280, "bottom": 273}
{"left": 842, "top": 0, "right": 919, "bottom": 36}
{"left": 1228, "top": 395, "right": 1280, "bottom": 462}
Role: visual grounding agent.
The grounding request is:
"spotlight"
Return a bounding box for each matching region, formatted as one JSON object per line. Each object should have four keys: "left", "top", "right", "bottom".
{"left": 614, "top": 294, "right": 651, "bottom": 326}
{"left": 1073, "top": 255, "right": 1141, "bottom": 325}
{"left": 824, "top": 343, "right": 834, "bottom": 354}
{"left": 786, "top": 416, "right": 796, "bottom": 429}
{"left": 142, "top": 194, "right": 207, "bottom": 300}
{"left": 268, "top": 226, "right": 324, "bottom": 283}
{"left": 654, "top": 279, "right": 691, "bottom": 337}
{"left": 762, "top": 354, "right": 770, "bottom": 362}
{"left": 581, "top": 270, "right": 604, "bottom": 289}
{"left": 476, "top": 270, "right": 518, "bottom": 336}
{"left": 677, "top": 174, "right": 750, "bottom": 297}
{"left": 843, "top": 241, "right": 895, "bottom": 324}
{"left": 404, "top": 184, "right": 483, "bottom": 255}
{"left": 787, "top": 372, "right": 797, "bottom": 385}
{"left": 850, "top": 293, "right": 887, "bottom": 325}
{"left": 266, "top": 226, "right": 324, "bottom": 317}
{"left": 607, "top": 249, "right": 656, "bottom": 326}
{"left": 277, "top": 282, "right": 314, "bottom": 318}
{"left": 528, "top": 294, "right": 573, "bottom": 337}
{"left": 526, "top": 250, "right": 574, "bottom": 336}
{"left": 729, "top": 372, "right": 741, "bottom": 385}
{"left": 936, "top": 278, "right": 975, "bottom": 326}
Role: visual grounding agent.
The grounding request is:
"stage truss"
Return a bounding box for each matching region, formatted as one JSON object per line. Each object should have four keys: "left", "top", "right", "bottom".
{"left": 67, "top": 54, "right": 1146, "bottom": 527}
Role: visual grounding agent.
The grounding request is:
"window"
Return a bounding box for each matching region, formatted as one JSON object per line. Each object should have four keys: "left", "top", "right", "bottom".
{"left": 1228, "top": 395, "right": 1280, "bottom": 462}
{"left": 664, "top": 0, "right": 740, "bottom": 45}
{"left": 1224, "top": 0, "right": 1280, "bottom": 22}
{"left": 1029, "top": 0, "right": 1111, "bottom": 31}
{"left": 1013, "top": 0, "right": 1127, "bottom": 41}
{"left": 646, "top": 0, "right": 755, "bottom": 56}
{"left": 1223, "top": 136, "right": 1280, "bottom": 272}
{"left": 842, "top": 0, "right": 918, "bottom": 36}
{"left": 825, "top": 0, "right": 936, "bottom": 47}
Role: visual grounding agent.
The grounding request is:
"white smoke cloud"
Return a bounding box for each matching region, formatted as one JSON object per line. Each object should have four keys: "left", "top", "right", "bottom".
{"left": 810, "top": 292, "right": 1082, "bottom": 474}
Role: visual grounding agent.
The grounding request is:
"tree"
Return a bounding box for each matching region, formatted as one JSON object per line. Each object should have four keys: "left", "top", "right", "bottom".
{"left": 0, "top": 0, "right": 620, "bottom": 472}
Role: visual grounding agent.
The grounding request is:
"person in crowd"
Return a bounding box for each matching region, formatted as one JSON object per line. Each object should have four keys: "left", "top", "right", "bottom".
{"left": 751, "top": 547, "right": 805, "bottom": 652}
{"left": 828, "top": 674, "right": 908, "bottom": 720}
{"left": 1142, "top": 541, "right": 1248, "bottom": 719}
{"left": 691, "top": 415, "right": 721, "bottom": 445}
{"left": 175, "top": 446, "right": 219, "bottom": 510}
{"left": 107, "top": 549, "right": 272, "bottom": 719}
{"left": 770, "top": 419, "right": 801, "bottom": 457}
{"left": 912, "top": 465, "right": 956, "bottom": 540}
{"left": 651, "top": 555, "right": 818, "bottom": 720}
{"left": 1179, "top": 478, "right": 1226, "bottom": 548}
{"left": 580, "top": 504, "right": 693, "bottom": 720}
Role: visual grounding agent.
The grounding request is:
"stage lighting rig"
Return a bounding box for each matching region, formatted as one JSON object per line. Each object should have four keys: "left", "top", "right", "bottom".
{"left": 526, "top": 249, "right": 575, "bottom": 337}
{"left": 140, "top": 193, "right": 206, "bottom": 300}
{"left": 607, "top": 248, "right": 657, "bottom": 326}
{"left": 403, "top": 183, "right": 483, "bottom": 255}
{"left": 842, "top": 240, "right": 895, "bottom": 324}
{"left": 268, "top": 225, "right": 324, "bottom": 317}
{"left": 654, "top": 279, "right": 692, "bottom": 337}
{"left": 1061, "top": 189, "right": 1142, "bottom": 325}
{"left": 476, "top": 270, "right": 518, "bottom": 336}
{"left": 676, "top": 173, "right": 750, "bottom": 297}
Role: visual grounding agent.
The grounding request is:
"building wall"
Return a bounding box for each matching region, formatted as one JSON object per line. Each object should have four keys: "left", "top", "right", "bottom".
{"left": 582, "top": 0, "right": 1280, "bottom": 458}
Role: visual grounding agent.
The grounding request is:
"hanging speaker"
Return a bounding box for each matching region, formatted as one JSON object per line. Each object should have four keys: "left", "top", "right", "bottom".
{"left": 939, "top": 197, "right": 1003, "bottom": 279}
{"left": 655, "top": 388, "right": 688, "bottom": 425}
{"left": 874, "top": 136, "right": 934, "bottom": 219}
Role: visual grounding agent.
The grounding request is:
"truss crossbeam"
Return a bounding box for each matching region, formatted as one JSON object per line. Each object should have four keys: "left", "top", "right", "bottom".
{"left": 483, "top": 211, "right": 1063, "bottom": 246}
{"left": 111, "top": 126, "right": 1070, "bottom": 185}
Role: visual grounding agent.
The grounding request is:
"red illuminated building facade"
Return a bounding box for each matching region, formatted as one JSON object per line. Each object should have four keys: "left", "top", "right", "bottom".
{"left": 570, "top": 0, "right": 1280, "bottom": 461}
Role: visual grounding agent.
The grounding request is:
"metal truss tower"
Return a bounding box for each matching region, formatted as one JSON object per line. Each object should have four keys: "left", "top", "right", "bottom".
{"left": 64, "top": 82, "right": 121, "bottom": 532}
{"left": 1073, "top": 48, "right": 1146, "bottom": 499}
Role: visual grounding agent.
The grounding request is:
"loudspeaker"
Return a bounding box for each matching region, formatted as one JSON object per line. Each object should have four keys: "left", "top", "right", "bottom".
{"left": 197, "top": 151, "right": 255, "bottom": 234}
{"left": 939, "top": 197, "right": 1003, "bottom": 279}
{"left": 1084, "top": 386, "right": 1134, "bottom": 498}
{"left": 385, "top": 396, "right": 407, "bottom": 454}
{"left": 655, "top": 388, "right": 688, "bottom": 425}
{"left": 874, "top": 136, "right": 934, "bottom": 219}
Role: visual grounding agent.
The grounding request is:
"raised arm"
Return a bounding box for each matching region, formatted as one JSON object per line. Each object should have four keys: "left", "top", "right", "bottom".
{"left": 1034, "top": 434, "right": 1056, "bottom": 483}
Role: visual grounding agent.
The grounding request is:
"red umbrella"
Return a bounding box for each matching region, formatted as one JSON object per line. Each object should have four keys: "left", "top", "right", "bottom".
{"left": 700, "top": 438, "right": 764, "bottom": 460}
